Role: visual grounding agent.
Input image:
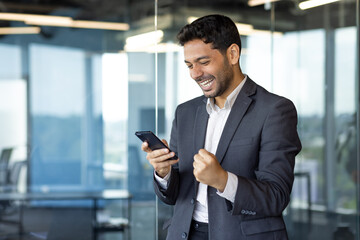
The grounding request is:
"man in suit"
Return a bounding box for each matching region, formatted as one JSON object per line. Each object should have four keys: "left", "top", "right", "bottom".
{"left": 142, "top": 14, "right": 302, "bottom": 240}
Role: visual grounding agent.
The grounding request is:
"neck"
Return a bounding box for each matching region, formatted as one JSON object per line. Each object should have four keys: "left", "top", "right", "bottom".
{"left": 214, "top": 71, "right": 245, "bottom": 108}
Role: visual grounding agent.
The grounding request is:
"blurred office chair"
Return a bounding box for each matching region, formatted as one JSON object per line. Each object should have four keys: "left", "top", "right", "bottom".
{"left": 0, "top": 148, "right": 13, "bottom": 213}
{"left": 0, "top": 147, "right": 27, "bottom": 194}
{"left": 0, "top": 159, "right": 28, "bottom": 238}
{"left": 0, "top": 158, "right": 28, "bottom": 215}
{"left": 0, "top": 148, "right": 13, "bottom": 186}
{"left": 7, "top": 160, "right": 27, "bottom": 192}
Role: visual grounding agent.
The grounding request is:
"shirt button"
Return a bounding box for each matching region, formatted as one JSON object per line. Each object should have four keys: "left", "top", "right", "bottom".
{"left": 194, "top": 223, "right": 199, "bottom": 229}
{"left": 190, "top": 199, "right": 195, "bottom": 204}
{"left": 181, "top": 232, "right": 187, "bottom": 238}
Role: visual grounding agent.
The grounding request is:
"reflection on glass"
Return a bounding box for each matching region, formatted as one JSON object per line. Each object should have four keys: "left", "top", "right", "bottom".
{"left": 102, "top": 53, "right": 128, "bottom": 189}
{"left": 334, "top": 27, "right": 357, "bottom": 211}
{"left": 30, "top": 44, "right": 87, "bottom": 191}
{"left": 273, "top": 30, "right": 325, "bottom": 209}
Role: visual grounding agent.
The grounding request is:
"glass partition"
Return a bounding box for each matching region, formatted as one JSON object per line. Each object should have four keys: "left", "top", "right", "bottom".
{"left": 0, "top": 0, "right": 358, "bottom": 239}
{"left": 157, "top": 1, "right": 359, "bottom": 240}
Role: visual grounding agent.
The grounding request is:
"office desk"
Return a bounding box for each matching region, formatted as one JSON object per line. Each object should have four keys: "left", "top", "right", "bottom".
{"left": 0, "top": 190, "right": 132, "bottom": 240}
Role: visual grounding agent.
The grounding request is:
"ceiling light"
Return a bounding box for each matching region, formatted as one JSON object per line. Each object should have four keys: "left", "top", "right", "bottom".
{"left": 187, "top": 16, "right": 198, "bottom": 24}
{"left": 236, "top": 23, "right": 254, "bottom": 35}
{"left": 0, "top": 12, "right": 129, "bottom": 31}
{"left": 0, "top": 13, "right": 72, "bottom": 25}
{"left": 72, "top": 20, "right": 129, "bottom": 31}
{"left": 299, "top": 0, "right": 340, "bottom": 10}
{"left": 243, "top": 29, "right": 283, "bottom": 36}
{"left": 124, "top": 43, "right": 182, "bottom": 53}
{"left": 0, "top": 27, "right": 41, "bottom": 35}
{"left": 248, "top": 0, "right": 280, "bottom": 7}
{"left": 125, "top": 30, "right": 164, "bottom": 51}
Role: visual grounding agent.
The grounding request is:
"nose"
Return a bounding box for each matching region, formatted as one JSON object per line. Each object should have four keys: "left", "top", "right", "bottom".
{"left": 190, "top": 65, "right": 203, "bottom": 80}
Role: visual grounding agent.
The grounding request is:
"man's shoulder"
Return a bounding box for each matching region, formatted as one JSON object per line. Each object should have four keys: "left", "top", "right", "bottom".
{"left": 245, "top": 78, "right": 288, "bottom": 99}
{"left": 246, "top": 77, "right": 296, "bottom": 108}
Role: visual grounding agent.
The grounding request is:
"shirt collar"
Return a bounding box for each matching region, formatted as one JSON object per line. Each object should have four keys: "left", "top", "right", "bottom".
{"left": 206, "top": 75, "right": 247, "bottom": 114}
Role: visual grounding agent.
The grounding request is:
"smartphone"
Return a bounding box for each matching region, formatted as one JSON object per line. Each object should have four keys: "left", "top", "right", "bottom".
{"left": 135, "top": 131, "right": 178, "bottom": 160}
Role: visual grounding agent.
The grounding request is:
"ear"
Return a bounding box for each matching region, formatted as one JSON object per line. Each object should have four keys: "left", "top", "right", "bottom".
{"left": 227, "top": 43, "right": 240, "bottom": 65}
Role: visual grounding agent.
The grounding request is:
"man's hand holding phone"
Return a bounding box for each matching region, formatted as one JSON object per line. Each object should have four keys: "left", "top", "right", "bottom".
{"left": 141, "top": 139, "right": 179, "bottom": 178}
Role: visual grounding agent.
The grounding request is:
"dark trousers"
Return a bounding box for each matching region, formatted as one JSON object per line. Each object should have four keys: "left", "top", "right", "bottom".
{"left": 189, "top": 220, "right": 209, "bottom": 240}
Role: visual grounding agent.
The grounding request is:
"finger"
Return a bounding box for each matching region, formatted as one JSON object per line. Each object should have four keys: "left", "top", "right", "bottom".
{"left": 148, "top": 150, "right": 174, "bottom": 163}
{"left": 168, "top": 158, "right": 180, "bottom": 165}
{"left": 141, "top": 141, "right": 151, "bottom": 152}
{"left": 193, "top": 153, "right": 200, "bottom": 163}
{"left": 193, "top": 153, "right": 205, "bottom": 163}
{"left": 193, "top": 154, "right": 205, "bottom": 169}
{"left": 193, "top": 166, "right": 201, "bottom": 182}
{"left": 193, "top": 168, "right": 198, "bottom": 179}
{"left": 152, "top": 147, "right": 170, "bottom": 156}
{"left": 198, "top": 149, "right": 216, "bottom": 162}
{"left": 198, "top": 149, "right": 211, "bottom": 157}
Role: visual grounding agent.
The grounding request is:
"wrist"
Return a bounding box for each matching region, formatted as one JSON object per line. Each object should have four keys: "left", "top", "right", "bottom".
{"left": 216, "top": 170, "right": 228, "bottom": 193}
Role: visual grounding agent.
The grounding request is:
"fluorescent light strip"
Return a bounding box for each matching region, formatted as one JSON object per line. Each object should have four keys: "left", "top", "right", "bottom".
{"left": 243, "top": 29, "right": 283, "bottom": 36}
{"left": 299, "top": 0, "right": 340, "bottom": 10}
{"left": 248, "top": 0, "right": 280, "bottom": 7}
{"left": 124, "top": 43, "right": 182, "bottom": 53}
{"left": 25, "top": 19, "right": 72, "bottom": 27}
{"left": 0, "top": 13, "right": 72, "bottom": 24}
{"left": 0, "top": 27, "right": 41, "bottom": 35}
{"left": 72, "top": 20, "right": 129, "bottom": 31}
{"left": 187, "top": 16, "right": 198, "bottom": 24}
{"left": 236, "top": 23, "right": 254, "bottom": 32}
{"left": 124, "top": 31, "right": 164, "bottom": 51}
{"left": 0, "top": 12, "right": 129, "bottom": 31}
{"left": 125, "top": 30, "right": 164, "bottom": 46}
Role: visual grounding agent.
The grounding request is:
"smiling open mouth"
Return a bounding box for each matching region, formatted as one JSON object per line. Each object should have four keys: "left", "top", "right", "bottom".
{"left": 199, "top": 78, "right": 214, "bottom": 89}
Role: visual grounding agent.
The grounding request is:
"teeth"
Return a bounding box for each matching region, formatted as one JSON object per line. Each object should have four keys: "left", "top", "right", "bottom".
{"left": 200, "top": 79, "right": 213, "bottom": 87}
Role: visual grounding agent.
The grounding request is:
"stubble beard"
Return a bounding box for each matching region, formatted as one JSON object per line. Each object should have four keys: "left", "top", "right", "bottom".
{"left": 203, "top": 60, "right": 234, "bottom": 99}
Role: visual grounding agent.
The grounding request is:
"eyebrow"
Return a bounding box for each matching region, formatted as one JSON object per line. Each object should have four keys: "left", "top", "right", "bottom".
{"left": 184, "top": 56, "right": 210, "bottom": 64}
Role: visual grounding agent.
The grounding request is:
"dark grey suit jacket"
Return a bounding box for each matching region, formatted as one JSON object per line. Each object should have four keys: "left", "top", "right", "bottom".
{"left": 154, "top": 78, "right": 302, "bottom": 240}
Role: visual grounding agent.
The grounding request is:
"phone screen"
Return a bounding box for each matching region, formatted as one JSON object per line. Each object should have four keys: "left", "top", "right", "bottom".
{"left": 135, "top": 131, "right": 178, "bottom": 160}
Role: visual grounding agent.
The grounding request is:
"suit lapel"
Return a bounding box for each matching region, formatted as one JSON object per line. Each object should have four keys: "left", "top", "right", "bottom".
{"left": 193, "top": 98, "right": 209, "bottom": 153}
{"left": 193, "top": 97, "right": 209, "bottom": 194}
{"left": 215, "top": 78, "right": 257, "bottom": 163}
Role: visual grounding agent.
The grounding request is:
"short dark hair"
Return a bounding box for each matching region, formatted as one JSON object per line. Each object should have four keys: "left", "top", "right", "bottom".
{"left": 177, "top": 14, "right": 241, "bottom": 54}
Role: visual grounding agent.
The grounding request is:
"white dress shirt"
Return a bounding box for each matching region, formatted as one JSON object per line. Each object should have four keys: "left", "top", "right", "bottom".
{"left": 155, "top": 76, "right": 247, "bottom": 223}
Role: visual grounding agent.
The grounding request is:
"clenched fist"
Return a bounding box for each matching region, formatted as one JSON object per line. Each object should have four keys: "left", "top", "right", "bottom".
{"left": 193, "top": 149, "right": 228, "bottom": 192}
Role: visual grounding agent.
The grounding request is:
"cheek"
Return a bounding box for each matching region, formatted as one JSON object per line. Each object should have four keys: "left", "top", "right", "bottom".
{"left": 210, "top": 62, "right": 226, "bottom": 77}
{"left": 205, "top": 66, "right": 220, "bottom": 79}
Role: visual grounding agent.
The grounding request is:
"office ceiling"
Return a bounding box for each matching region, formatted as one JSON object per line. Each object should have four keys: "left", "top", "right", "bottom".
{"left": 0, "top": 0, "right": 257, "bottom": 21}
{"left": 0, "top": 0, "right": 357, "bottom": 34}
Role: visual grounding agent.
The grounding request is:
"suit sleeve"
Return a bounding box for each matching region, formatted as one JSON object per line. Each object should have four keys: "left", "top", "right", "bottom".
{"left": 230, "top": 98, "right": 302, "bottom": 217}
